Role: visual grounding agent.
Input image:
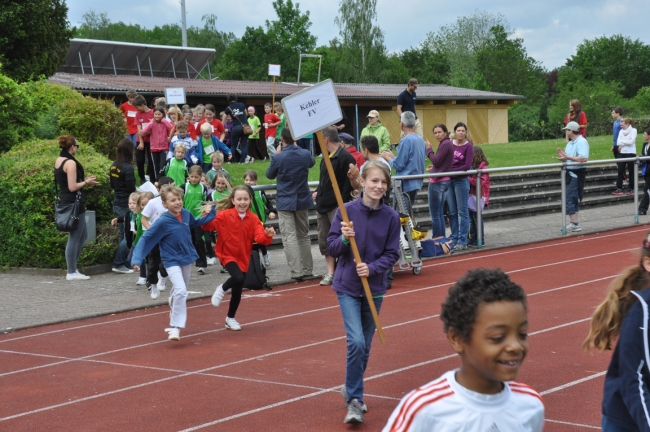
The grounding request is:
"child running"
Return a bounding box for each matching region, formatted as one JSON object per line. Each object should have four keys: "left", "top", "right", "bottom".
{"left": 244, "top": 169, "right": 276, "bottom": 267}
{"left": 383, "top": 268, "right": 544, "bottom": 431}
{"left": 168, "top": 120, "right": 198, "bottom": 165}
{"left": 202, "top": 186, "right": 276, "bottom": 331}
{"left": 263, "top": 102, "right": 281, "bottom": 157}
{"left": 140, "top": 106, "right": 173, "bottom": 181}
{"left": 328, "top": 161, "right": 401, "bottom": 424}
{"left": 198, "top": 122, "right": 232, "bottom": 173}
{"left": 182, "top": 166, "right": 210, "bottom": 275}
{"left": 468, "top": 146, "right": 490, "bottom": 247}
{"left": 131, "top": 185, "right": 216, "bottom": 341}
{"left": 111, "top": 191, "right": 140, "bottom": 277}
{"left": 584, "top": 230, "right": 650, "bottom": 431}
{"left": 206, "top": 151, "right": 231, "bottom": 185}
{"left": 164, "top": 145, "right": 189, "bottom": 187}
{"left": 210, "top": 172, "right": 232, "bottom": 201}
{"left": 133, "top": 191, "right": 154, "bottom": 285}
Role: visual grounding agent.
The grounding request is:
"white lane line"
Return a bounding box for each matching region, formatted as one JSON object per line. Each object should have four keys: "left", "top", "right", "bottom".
{"left": 528, "top": 275, "right": 616, "bottom": 297}
{"left": 529, "top": 318, "right": 591, "bottom": 336}
{"left": 545, "top": 419, "right": 601, "bottom": 429}
{"left": 2, "top": 228, "right": 639, "bottom": 342}
{"left": 540, "top": 371, "right": 607, "bottom": 396}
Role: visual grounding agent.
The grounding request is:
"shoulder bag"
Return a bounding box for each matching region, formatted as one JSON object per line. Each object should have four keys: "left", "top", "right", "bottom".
{"left": 229, "top": 107, "right": 253, "bottom": 135}
{"left": 54, "top": 174, "right": 82, "bottom": 232}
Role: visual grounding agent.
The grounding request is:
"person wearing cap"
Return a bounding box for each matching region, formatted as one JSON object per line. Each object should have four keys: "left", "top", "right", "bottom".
{"left": 557, "top": 121, "right": 589, "bottom": 233}
{"left": 397, "top": 78, "right": 423, "bottom": 138}
{"left": 360, "top": 110, "right": 391, "bottom": 153}
{"left": 340, "top": 133, "right": 365, "bottom": 167}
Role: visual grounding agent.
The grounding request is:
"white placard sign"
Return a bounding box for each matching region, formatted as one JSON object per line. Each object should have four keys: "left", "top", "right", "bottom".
{"left": 281, "top": 79, "right": 342, "bottom": 140}
{"left": 164, "top": 87, "right": 186, "bottom": 105}
{"left": 268, "top": 64, "right": 281, "bottom": 76}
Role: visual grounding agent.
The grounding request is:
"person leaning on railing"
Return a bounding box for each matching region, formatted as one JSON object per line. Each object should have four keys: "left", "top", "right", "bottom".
{"left": 638, "top": 128, "right": 650, "bottom": 216}
{"left": 557, "top": 121, "right": 589, "bottom": 233}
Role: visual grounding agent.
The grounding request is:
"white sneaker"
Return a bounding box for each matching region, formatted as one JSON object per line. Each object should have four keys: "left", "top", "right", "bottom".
{"left": 206, "top": 257, "right": 216, "bottom": 266}
{"left": 211, "top": 284, "right": 226, "bottom": 307}
{"left": 157, "top": 277, "right": 166, "bottom": 292}
{"left": 249, "top": 157, "right": 255, "bottom": 163}
{"left": 66, "top": 272, "right": 90, "bottom": 281}
{"left": 165, "top": 327, "right": 180, "bottom": 341}
{"left": 197, "top": 267, "right": 206, "bottom": 275}
{"left": 225, "top": 317, "right": 241, "bottom": 331}
{"left": 136, "top": 277, "right": 147, "bottom": 285}
{"left": 150, "top": 282, "right": 160, "bottom": 300}
{"left": 263, "top": 254, "right": 271, "bottom": 267}
{"left": 144, "top": 175, "right": 150, "bottom": 182}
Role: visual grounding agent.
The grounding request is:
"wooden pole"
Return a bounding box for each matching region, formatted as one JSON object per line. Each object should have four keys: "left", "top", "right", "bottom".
{"left": 272, "top": 76, "right": 276, "bottom": 107}
{"left": 316, "top": 130, "right": 386, "bottom": 344}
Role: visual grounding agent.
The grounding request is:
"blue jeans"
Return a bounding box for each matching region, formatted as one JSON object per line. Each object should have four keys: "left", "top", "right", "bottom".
{"left": 113, "top": 205, "right": 130, "bottom": 268}
{"left": 428, "top": 181, "right": 449, "bottom": 238}
{"left": 446, "top": 177, "right": 470, "bottom": 246}
{"left": 566, "top": 175, "right": 580, "bottom": 215}
{"left": 602, "top": 416, "right": 636, "bottom": 432}
{"left": 231, "top": 125, "right": 249, "bottom": 163}
{"left": 297, "top": 138, "right": 313, "bottom": 156}
{"left": 337, "top": 292, "right": 383, "bottom": 405}
{"left": 127, "top": 133, "right": 138, "bottom": 148}
{"left": 468, "top": 210, "right": 484, "bottom": 245}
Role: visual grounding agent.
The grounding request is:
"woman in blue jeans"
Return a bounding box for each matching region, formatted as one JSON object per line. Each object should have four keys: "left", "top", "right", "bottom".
{"left": 446, "top": 122, "right": 474, "bottom": 250}
{"left": 425, "top": 124, "right": 454, "bottom": 238}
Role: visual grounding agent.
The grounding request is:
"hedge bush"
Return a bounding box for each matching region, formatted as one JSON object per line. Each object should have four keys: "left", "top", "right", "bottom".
{"left": 0, "top": 139, "right": 118, "bottom": 269}
{"left": 0, "top": 74, "right": 35, "bottom": 152}
{"left": 23, "top": 80, "right": 84, "bottom": 115}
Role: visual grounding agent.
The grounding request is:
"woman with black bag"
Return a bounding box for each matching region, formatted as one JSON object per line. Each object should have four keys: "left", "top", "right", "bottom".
{"left": 54, "top": 135, "right": 99, "bottom": 281}
{"left": 225, "top": 94, "right": 250, "bottom": 164}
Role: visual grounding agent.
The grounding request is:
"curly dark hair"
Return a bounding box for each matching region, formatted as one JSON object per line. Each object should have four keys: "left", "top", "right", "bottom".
{"left": 440, "top": 268, "right": 526, "bottom": 341}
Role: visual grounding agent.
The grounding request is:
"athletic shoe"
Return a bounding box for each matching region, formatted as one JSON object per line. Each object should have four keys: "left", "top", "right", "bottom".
{"left": 66, "top": 272, "right": 90, "bottom": 281}
{"left": 165, "top": 327, "right": 180, "bottom": 341}
{"left": 249, "top": 157, "right": 255, "bottom": 163}
{"left": 628, "top": 190, "right": 636, "bottom": 196}
{"left": 455, "top": 244, "right": 468, "bottom": 251}
{"left": 150, "top": 283, "right": 160, "bottom": 300}
{"left": 263, "top": 254, "right": 271, "bottom": 267}
{"left": 341, "top": 386, "right": 367, "bottom": 412}
{"left": 220, "top": 268, "right": 228, "bottom": 274}
{"left": 320, "top": 274, "right": 334, "bottom": 286}
{"left": 206, "top": 257, "right": 216, "bottom": 266}
{"left": 197, "top": 267, "right": 206, "bottom": 275}
{"left": 112, "top": 266, "right": 134, "bottom": 274}
{"left": 566, "top": 223, "right": 582, "bottom": 232}
{"left": 612, "top": 189, "right": 624, "bottom": 196}
{"left": 157, "top": 276, "right": 166, "bottom": 292}
{"left": 225, "top": 317, "right": 241, "bottom": 331}
{"left": 344, "top": 399, "right": 364, "bottom": 424}
{"left": 144, "top": 175, "right": 150, "bottom": 182}
{"left": 211, "top": 284, "right": 226, "bottom": 307}
{"left": 640, "top": 211, "right": 647, "bottom": 215}
{"left": 136, "top": 277, "right": 147, "bottom": 285}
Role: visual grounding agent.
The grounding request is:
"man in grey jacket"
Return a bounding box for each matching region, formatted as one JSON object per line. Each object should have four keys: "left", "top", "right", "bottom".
{"left": 266, "top": 128, "right": 315, "bottom": 281}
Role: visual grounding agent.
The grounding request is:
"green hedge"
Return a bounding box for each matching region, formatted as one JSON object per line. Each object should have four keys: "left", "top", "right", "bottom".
{"left": 0, "top": 74, "right": 35, "bottom": 152}
{"left": 0, "top": 140, "right": 118, "bottom": 269}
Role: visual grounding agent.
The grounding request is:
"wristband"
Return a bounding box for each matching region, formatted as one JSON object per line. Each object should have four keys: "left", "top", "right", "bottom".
{"left": 341, "top": 235, "right": 350, "bottom": 246}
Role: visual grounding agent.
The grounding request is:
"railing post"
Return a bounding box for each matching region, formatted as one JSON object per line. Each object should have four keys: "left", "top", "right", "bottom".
{"left": 561, "top": 164, "right": 567, "bottom": 235}
{"left": 476, "top": 170, "right": 483, "bottom": 248}
{"left": 635, "top": 158, "right": 640, "bottom": 224}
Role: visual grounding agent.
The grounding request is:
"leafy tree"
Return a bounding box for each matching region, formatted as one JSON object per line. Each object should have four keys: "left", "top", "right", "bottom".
{"left": 0, "top": 0, "right": 75, "bottom": 82}
{"left": 396, "top": 44, "right": 450, "bottom": 85}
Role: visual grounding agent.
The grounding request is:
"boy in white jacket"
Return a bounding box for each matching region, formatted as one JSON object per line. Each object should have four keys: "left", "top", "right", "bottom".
{"left": 613, "top": 118, "right": 637, "bottom": 196}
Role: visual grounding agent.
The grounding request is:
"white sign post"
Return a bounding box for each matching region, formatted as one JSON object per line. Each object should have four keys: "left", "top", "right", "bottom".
{"left": 281, "top": 79, "right": 385, "bottom": 344}
{"left": 268, "top": 64, "right": 281, "bottom": 106}
{"left": 164, "top": 87, "right": 186, "bottom": 105}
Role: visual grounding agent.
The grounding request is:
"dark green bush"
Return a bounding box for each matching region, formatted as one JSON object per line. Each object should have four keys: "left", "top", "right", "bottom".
{"left": 22, "top": 80, "right": 84, "bottom": 115}
{"left": 0, "top": 139, "right": 118, "bottom": 269}
{"left": 56, "top": 96, "right": 126, "bottom": 159}
{"left": 0, "top": 74, "right": 35, "bottom": 152}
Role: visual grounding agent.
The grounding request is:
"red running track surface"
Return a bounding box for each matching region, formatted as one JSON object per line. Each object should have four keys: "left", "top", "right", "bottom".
{"left": 2, "top": 226, "right": 647, "bottom": 431}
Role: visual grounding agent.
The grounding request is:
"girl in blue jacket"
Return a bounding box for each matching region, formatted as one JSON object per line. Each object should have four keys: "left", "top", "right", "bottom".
{"left": 584, "top": 230, "right": 650, "bottom": 431}
{"left": 131, "top": 184, "right": 216, "bottom": 341}
{"left": 327, "top": 161, "right": 401, "bottom": 425}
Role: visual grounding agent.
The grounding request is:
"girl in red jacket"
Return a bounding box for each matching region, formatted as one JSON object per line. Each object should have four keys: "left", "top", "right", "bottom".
{"left": 202, "top": 185, "right": 276, "bottom": 330}
{"left": 468, "top": 146, "right": 490, "bottom": 247}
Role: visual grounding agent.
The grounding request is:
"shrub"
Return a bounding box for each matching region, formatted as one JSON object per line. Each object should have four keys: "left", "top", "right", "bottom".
{"left": 22, "top": 80, "right": 84, "bottom": 116}
{"left": 56, "top": 96, "right": 126, "bottom": 159}
{"left": 0, "top": 74, "right": 35, "bottom": 152}
{"left": 0, "top": 139, "right": 117, "bottom": 269}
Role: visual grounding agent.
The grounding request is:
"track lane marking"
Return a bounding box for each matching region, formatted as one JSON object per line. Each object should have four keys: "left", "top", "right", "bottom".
{"left": 545, "top": 419, "right": 600, "bottom": 429}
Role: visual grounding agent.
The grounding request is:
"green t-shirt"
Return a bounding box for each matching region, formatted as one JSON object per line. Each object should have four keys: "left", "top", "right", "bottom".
{"left": 133, "top": 214, "right": 144, "bottom": 246}
{"left": 183, "top": 183, "right": 207, "bottom": 218}
{"left": 248, "top": 116, "right": 261, "bottom": 139}
{"left": 251, "top": 190, "right": 268, "bottom": 223}
{"left": 275, "top": 114, "right": 286, "bottom": 139}
{"left": 207, "top": 167, "right": 231, "bottom": 185}
{"left": 164, "top": 158, "right": 188, "bottom": 187}
{"left": 201, "top": 136, "right": 213, "bottom": 160}
{"left": 212, "top": 189, "right": 231, "bottom": 202}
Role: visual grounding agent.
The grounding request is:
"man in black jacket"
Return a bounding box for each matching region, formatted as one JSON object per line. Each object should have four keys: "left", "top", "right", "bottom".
{"left": 312, "top": 126, "right": 356, "bottom": 285}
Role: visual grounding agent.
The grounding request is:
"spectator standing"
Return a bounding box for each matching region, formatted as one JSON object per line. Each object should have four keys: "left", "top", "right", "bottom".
{"left": 638, "top": 128, "right": 650, "bottom": 215}
{"left": 225, "top": 94, "right": 249, "bottom": 164}
{"left": 110, "top": 138, "right": 137, "bottom": 274}
{"left": 468, "top": 146, "right": 490, "bottom": 247}
{"left": 425, "top": 124, "right": 454, "bottom": 238}
{"left": 297, "top": 133, "right": 315, "bottom": 156}
{"left": 557, "top": 121, "right": 590, "bottom": 232}
{"left": 120, "top": 89, "right": 139, "bottom": 147}
{"left": 313, "top": 126, "right": 356, "bottom": 286}
{"left": 563, "top": 99, "right": 588, "bottom": 141}
{"left": 340, "top": 133, "right": 365, "bottom": 167}
{"left": 445, "top": 122, "right": 474, "bottom": 250}
{"left": 246, "top": 106, "right": 264, "bottom": 161}
{"left": 360, "top": 110, "right": 391, "bottom": 153}
{"left": 397, "top": 78, "right": 423, "bottom": 137}
{"left": 266, "top": 128, "right": 316, "bottom": 281}
{"left": 613, "top": 118, "right": 638, "bottom": 196}
{"left": 611, "top": 107, "right": 624, "bottom": 159}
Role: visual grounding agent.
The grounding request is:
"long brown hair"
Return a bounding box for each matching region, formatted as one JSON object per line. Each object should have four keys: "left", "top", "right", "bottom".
{"left": 217, "top": 185, "right": 251, "bottom": 212}
{"left": 583, "top": 231, "right": 650, "bottom": 351}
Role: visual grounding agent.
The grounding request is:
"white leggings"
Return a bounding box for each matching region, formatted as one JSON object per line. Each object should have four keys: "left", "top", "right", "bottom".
{"left": 166, "top": 265, "right": 191, "bottom": 328}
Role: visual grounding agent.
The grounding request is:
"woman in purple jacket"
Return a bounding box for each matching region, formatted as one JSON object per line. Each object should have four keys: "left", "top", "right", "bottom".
{"left": 426, "top": 124, "right": 454, "bottom": 238}
{"left": 446, "top": 122, "right": 474, "bottom": 250}
{"left": 327, "top": 161, "right": 401, "bottom": 425}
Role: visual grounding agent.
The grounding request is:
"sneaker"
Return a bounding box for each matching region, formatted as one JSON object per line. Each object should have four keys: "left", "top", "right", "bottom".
{"left": 263, "top": 254, "right": 271, "bottom": 267}
{"left": 612, "top": 189, "right": 624, "bottom": 196}
{"left": 66, "top": 272, "right": 90, "bottom": 281}
{"left": 628, "top": 190, "right": 636, "bottom": 196}
{"left": 566, "top": 223, "right": 582, "bottom": 232}
{"left": 220, "top": 268, "right": 228, "bottom": 274}
{"left": 341, "top": 386, "right": 367, "bottom": 413}
{"left": 249, "top": 157, "right": 255, "bottom": 163}
{"left": 206, "top": 257, "right": 216, "bottom": 266}
{"left": 144, "top": 175, "right": 150, "bottom": 182}
{"left": 291, "top": 276, "right": 304, "bottom": 282}
{"left": 225, "top": 317, "right": 241, "bottom": 331}
{"left": 623, "top": 179, "right": 629, "bottom": 187}
{"left": 640, "top": 211, "right": 648, "bottom": 215}
{"left": 112, "top": 266, "right": 134, "bottom": 274}
{"left": 197, "top": 267, "right": 206, "bottom": 275}
{"left": 165, "top": 327, "right": 180, "bottom": 341}
{"left": 211, "top": 284, "right": 226, "bottom": 307}
{"left": 150, "top": 283, "right": 160, "bottom": 300}
{"left": 136, "top": 277, "right": 147, "bottom": 285}
{"left": 344, "top": 399, "right": 365, "bottom": 424}
{"left": 320, "top": 273, "right": 334, "bottom": 286}
{"left": 157, "top": 277, "right": 166, "bottom": 292}
{"left": 455, "top": 244, "right": 468, "bottom": 251}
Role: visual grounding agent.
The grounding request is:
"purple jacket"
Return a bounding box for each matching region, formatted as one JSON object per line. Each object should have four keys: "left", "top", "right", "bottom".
{"left": 327, "top": 198, "right": 400, "bottom": 297}
{"left": 426, "top": 137, "right": 454, "bottom": 183}
{"left": 450, "top": 141, "right": 474, "bottom": 176}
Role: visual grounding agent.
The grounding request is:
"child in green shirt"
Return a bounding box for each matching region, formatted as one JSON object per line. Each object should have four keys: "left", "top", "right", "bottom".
{"left": 133, "top": 191, "right": 154, "bottom": 285}
{"left": 164, "top": 146, "right": 189, "bottom": 186}
{"left": 244, "top": 169, "right": 276, "bottom": 267}
{"left": 183, "top": 165, "right": 210, "bottom": 274}
{"left": 206, "top": 151, "right": 231, "bottom": 185}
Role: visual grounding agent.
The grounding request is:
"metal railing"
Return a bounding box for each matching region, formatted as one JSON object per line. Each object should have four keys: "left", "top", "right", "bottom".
{"left": 253, "top": 156, "right": 650, "bottom": 248}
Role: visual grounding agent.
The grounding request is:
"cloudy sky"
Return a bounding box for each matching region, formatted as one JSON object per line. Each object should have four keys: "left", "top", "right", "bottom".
{"left": 65, "top": 0, "right": 649, "bottom": 70}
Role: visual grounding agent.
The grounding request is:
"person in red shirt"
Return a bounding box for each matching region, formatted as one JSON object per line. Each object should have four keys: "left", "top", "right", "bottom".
{"left": 563, "top": 99, "right": 588, "bottom": 142}
{"left": 202, "top": 186, "right": 275, "bottom": 331}
{"left": 133, "top": 95, "right": 154, "bottom": 183}
{"left": 120, "top": 89, "right": 139, "bottom": 147}
{"left": 264, "top": 102, "right": 281, "bottom": 157}
{"left": 340, "top": 133, "right": 365, "bottom": 167}
{"left": 195, "top": 104, "right": 225, "bottom": 141}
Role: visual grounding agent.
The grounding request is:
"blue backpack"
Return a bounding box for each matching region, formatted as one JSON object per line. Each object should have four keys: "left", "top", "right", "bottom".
{"left": 420, "top": 237, "right": 455, "bottom": 257}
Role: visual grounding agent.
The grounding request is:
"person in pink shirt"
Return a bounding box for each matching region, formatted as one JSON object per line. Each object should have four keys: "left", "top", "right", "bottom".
{"left": 133, "top": 95, "right": 154, "bottom": 183}
{"left": 140, "top": 107, "right": 173, "bottom": 182}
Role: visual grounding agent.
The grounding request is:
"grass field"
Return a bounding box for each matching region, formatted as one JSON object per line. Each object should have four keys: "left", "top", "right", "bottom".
{"left": 224, "top": 135, "right": 624, "bottom": 187}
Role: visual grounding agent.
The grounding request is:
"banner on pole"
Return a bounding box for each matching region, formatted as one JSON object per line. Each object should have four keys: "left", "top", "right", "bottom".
{"left": 268, "top": 64, "right": 281, "bottom": 76}
{"left": 164, "top": 87, "right": 186, "bottom": 105}
{"left": 281, "top": 79, "right": 342, "bottom": 140}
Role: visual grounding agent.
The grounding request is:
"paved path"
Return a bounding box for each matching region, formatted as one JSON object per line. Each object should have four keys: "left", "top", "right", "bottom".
{"left": 2, "top": 200, "right": 647, "bottom": 332}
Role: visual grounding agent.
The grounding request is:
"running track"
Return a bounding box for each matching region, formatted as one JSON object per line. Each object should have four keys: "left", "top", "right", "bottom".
{"left": 2, "top": 226, "right": 647, "bottom": 431}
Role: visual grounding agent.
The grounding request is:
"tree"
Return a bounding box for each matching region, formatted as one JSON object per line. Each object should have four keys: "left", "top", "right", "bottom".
{"left": 397, "top": 44, "right": 450, "bottom": 85}
{"left": 0, "top": 0, "right": 75, "bottom": 82}
{"left": 334, "top": 0, "right": 386, "bottom": 82}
